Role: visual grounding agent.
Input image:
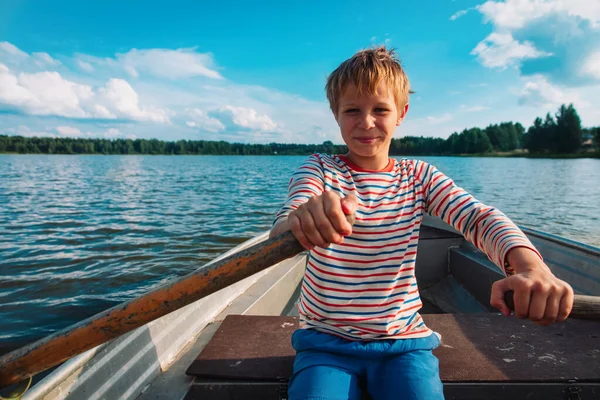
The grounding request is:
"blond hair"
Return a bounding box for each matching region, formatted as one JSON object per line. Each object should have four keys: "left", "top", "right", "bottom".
{"left": 325, "top": 45, "right": 411, "bottom": 115}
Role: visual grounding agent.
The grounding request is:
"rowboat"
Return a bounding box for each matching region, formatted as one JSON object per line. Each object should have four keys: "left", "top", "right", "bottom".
{"left": 4, "top": 215, "right": 600, "bottom": 399}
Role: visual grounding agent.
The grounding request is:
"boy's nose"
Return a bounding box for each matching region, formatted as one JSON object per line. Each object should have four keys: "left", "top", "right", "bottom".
{"left": 359, "top": 114, "right": 376, "bottom": 129}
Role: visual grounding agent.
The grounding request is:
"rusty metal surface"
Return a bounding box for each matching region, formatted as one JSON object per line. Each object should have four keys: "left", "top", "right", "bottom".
{"left": 0, "top": 231, "right": 304, "bottom": 388}
{"left": 186, "top": 314, "right": 600, "bottom": 383}
{"left": 186, "top": 315, "right": 298, "bottom": 380}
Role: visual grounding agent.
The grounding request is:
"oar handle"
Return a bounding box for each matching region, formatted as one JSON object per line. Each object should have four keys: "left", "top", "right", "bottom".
{"left": 0, "top": 213, "right": 356, "bottom": 389}
{"left": 504, "top": 291, "right": 600, "bottom": 320}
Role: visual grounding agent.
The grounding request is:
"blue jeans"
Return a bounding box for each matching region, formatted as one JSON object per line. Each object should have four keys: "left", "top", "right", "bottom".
{"left": 288, "top": 329, "right": 444, "bottom": 400}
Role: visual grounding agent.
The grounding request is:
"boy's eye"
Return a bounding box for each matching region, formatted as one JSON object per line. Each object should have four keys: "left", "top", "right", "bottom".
{"left": 375, "top": 108, "right": 389, "bottom": 113}
{"left": 344, "top": 108, "right": 359, "bottom": 113}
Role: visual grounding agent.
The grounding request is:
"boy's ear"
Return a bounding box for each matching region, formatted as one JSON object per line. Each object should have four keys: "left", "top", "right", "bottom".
{"left": 397, "top": 103, "right": 409, "bottom": 126}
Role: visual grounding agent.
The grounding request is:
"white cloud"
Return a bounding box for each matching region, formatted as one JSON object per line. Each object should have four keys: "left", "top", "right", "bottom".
{"left": 471, "top": 32, "right": 551, "bottom": 69}
{"left": 422, "top": 113, "right": 453, "bottom": 124}
{"left": 450, "top": 9, "right": 470, "bottom": 21}
{"left": 104, "top": 128, "right": 121, "bottom": 138}
{"left": 3, "top": 125, "right": 55, "bottom": 137}
{"left": 7, "top": 125, "right": 130, "bottom": 140}
{"left": 462, "top": 0, "right": 600, "bottom": 124}
{"left": 75, "top": 47, "right": 223, "bottom": 81}
{"left": 117, "top": 48, "right": 222, "bottom": 80}
{"left": 124, "top": 65, "right": 139, "bottom": 78}
{"left": 0, "top": 41, "right": 28, "bottom": 59}
{"left": 468, "top": 0, "right": 600, "bottom": 84}
{"left": 185, "top": 108, "right": 225, "bottom": 132}
{"left": 213, "top": 105, "right": 278, "bottom": 131}
{"left": 56, "top": 126, "right": 82, "bottom": 137}
{"left": 0, "top": 41, "right": 341, "bottom": 144}
{"left": 32, "top": 52, "right": 61, "bottom": 67}
{"left": 518, "top": 75, "right": 584, "bottom": 108}
{"left": 96, "top": 79, "right": 169, "bottom": 123}
{"left": 370, "top": 36, "right": 392, "bottom": 46}
{"left": 0, "top": 42, "right": 61, "bottom": 68}
{"left": 476, "top": 0, "right": 600, "bottom": 30}
{"left": 77, "top": 59, "right": 94, "bottom": 72}
{"left": 0, "top": 64, "right": 93, "bottom": 118}
{"left": 0, "top": 63, "right": 169, "bottom": 123}
{"left": 582, "top": 51, "right": 600, "bottom": 79}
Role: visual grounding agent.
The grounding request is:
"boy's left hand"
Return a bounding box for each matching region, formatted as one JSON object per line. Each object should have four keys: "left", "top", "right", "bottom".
{"left": 490, "top": 251, "right": 574, "bottom": 326}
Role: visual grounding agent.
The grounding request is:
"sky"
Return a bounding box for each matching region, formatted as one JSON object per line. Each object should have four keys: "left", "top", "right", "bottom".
{"left": 0, "top": 0, "right": 599, "bottom": 144}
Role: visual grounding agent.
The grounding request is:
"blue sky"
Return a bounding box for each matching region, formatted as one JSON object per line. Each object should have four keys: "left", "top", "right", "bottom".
{"left": 1, "top": 0, "right": 599, "bottom": 144}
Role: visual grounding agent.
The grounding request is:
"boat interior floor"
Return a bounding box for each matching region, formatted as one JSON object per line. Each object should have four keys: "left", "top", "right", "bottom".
{"left": 183, "top": 314, "right": 600, "bottom": 400}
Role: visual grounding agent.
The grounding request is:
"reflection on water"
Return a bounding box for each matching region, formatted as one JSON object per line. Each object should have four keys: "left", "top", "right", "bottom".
{"left": 0, "top": 154, "right": 599, "bottom": 352}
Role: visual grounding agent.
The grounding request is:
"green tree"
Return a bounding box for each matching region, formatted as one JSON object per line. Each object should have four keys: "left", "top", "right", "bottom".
{"left": 593, "top": 127, "right": 600, "bottom": 150}
{"left": 525, "top": 117, "right": 544, "bottom": 154}
{"left": 322, "top": 140, "right": 334, "bottom": 154}
{"left": 542, "top": 112, "right": 558, "bottom": 152}
{"left": 555, "top": 104, "right": 582, "bottom": 153}
{"left": 500, "top": 122, "right": 519, "bottom": 151}
{"left": 515, "top": 122, "right": 525, "bottom": 148}
{"left": 474, "top": 129, "right": 493, "bottom": 153}
{"left": 484, "top": 125, "right": 506, "bottom": 151}
{"left": 125, "top": 140, "right": 135, "bottom": 154}
{"left": 0, "top": 135, "right": 7, "bottom": 153}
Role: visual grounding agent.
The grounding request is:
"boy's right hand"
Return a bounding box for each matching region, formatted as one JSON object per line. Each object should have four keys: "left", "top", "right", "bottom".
{"left": 288, "top": 192, "right": 358, "bottom": 250}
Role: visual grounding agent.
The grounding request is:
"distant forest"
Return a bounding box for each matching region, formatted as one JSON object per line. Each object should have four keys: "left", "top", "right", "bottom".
{"left": 1, "top": 104, "right": 599, "bottom": 156}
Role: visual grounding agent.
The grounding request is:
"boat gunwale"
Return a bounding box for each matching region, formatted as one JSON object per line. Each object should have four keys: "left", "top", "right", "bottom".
{"left": 423, "top": 214, "right": 600, "bottom": 257}
{"left": 23, "top": 231, "right": 272, "bottom": 400}
{"left": 519, "top": 225, "right": 600, "bottom": 257}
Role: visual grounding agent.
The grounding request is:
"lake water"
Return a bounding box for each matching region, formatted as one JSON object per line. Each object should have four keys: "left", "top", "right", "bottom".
{"left": 1, "top": 154, "right": 599, "bottom": 354}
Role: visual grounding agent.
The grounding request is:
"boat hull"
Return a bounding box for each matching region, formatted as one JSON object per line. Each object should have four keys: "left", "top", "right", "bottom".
{"left": 22, "top": 215, "right": 600, "bottom": 399}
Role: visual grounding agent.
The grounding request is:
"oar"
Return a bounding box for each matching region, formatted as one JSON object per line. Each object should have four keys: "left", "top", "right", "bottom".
{"left": 0, "top": 226, "right": 320, "bottom": 389}
{"left": 1, "top": 218, "right": 598, "bottom": 389}
{"left": 504, "top": 291, "right": 600, "bottom": 320}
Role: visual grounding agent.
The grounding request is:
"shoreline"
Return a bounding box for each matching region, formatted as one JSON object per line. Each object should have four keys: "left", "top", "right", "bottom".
{"left": 2, "top": 152, "right": 599, "bottom": 159}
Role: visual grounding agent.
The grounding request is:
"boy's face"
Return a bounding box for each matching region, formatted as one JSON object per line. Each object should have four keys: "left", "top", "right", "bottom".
{"left": 335, "top": 82, "right": 408, "bottom": 169}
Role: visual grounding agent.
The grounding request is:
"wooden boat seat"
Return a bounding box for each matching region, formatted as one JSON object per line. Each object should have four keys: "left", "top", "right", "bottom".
{"left": 185, "top": 314, "right": 600, "bottom": 399}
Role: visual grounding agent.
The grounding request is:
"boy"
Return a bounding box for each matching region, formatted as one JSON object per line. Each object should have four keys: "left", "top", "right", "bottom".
{"left": 270, "top": 46, "right": 574, "bottom": 400}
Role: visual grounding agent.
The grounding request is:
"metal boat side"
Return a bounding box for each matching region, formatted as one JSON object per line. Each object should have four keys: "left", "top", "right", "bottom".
{"left": 22, "top": 232, "right": 300, "bottom": 400}
{"left": 20, "top": 215, "right": 600, "bottom": 399}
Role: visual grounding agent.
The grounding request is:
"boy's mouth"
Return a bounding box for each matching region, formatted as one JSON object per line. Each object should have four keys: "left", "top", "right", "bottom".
{"left": 355, "top": 137, "right": 378, "bottom": 144}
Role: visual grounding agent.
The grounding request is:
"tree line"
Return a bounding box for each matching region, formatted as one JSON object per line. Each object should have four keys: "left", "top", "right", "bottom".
{"left": 0, "top": 136, "right": 349, "bottom": 155}
{"left": 390, "top": 104, "right": 598, "bottom": 156}
{"left": 1, "top": 104, "right": 598, "bottom": 156}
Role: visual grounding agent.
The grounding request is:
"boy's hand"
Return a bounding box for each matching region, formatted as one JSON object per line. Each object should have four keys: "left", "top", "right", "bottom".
{"left": 288, "top": 192, "right": 358, "bottom": 250}
{"left": 490, "top": 248, "right": 574, "bottom": 326}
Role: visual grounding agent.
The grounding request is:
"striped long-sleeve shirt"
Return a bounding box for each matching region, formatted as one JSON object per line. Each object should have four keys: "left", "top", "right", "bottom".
{"left": 274, "top": 154, "right": 541, "bottom": 340}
